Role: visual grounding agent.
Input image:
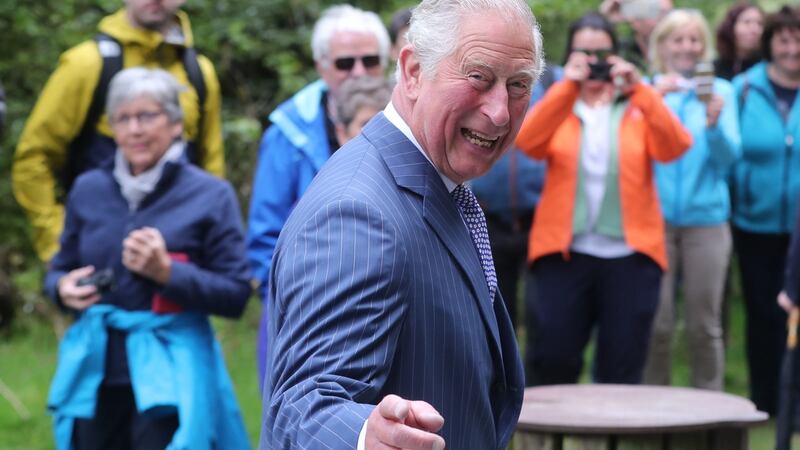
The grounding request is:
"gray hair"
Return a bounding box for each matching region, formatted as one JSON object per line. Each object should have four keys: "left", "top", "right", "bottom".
{"left": 106, "top": 68, "right": 185, "bottom": 123}
{"left": 311, "top": 4, "right": 391, "bottom": 67}
{"left": 406, "top": 0, "right": 544, "bottom": 83}
{"left": 335, "top": 76, "right": 392, "bottom": 126}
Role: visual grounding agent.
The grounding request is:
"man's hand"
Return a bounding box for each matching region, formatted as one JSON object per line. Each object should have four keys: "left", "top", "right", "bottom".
{"left": 599, "top": 0, "right": 624, "bottom": 23}
{"left": 58, "top": 265, "right": 101, "bottom": 310}
{"left": 365, "top": 394, "right": 446, "bottom": 450}
{"left": 778, "top": 290, "right": 795, "bottom": 314}
{"left": 122, "top": 227, "right": 171, "bottom": 285}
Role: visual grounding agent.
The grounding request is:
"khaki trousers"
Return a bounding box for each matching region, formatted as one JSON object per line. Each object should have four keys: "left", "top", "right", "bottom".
{"left": 643, "top": 223, "right": 731, "bottom": 390}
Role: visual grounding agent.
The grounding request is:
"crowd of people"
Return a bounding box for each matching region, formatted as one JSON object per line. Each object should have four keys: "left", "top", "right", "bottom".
{"left": 9, "top": 0, "right": 800, "bottom": 448}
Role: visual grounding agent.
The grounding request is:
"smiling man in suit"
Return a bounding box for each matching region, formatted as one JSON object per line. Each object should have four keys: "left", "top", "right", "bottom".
{"left": 260, "top": 0, "right": 543, "bottom": 449}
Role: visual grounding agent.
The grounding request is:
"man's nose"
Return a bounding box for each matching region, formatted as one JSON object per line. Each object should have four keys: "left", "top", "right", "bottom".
{"left": 351, "top": 60, "right": 367, "bottom": 77}
{"left": 482, "top": 84, "right": 510, "bottom": 127}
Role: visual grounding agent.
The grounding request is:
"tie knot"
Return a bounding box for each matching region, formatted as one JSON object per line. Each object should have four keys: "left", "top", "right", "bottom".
{"left": 452, "top": 184, "right": 479, "bottom": 212}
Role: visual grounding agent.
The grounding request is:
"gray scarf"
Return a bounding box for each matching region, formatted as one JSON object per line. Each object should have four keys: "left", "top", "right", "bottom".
{"left": 113, "top": 140, "right": 184, "bottom": 211}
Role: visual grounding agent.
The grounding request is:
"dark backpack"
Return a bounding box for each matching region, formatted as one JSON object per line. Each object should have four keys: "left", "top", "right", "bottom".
{"left": 63, "top": 32, "right": 207, "bottom": 192}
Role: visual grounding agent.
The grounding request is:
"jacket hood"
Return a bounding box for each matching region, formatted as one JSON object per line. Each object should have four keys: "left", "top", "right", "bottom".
{"left": 98, "top": 8, "right": 194, "bottom": 49}
{"left": 268, "top": 80, "right": 329, "bottom": 151}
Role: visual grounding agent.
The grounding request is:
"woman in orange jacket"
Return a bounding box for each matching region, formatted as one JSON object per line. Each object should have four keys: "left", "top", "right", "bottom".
{"left": 515, "top": 12, "right": 692, "bottom": 385}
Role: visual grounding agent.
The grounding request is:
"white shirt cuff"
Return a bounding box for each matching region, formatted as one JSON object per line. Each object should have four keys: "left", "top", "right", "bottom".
{"left": 357, "top": 419, "right": 368, "bottom": 449}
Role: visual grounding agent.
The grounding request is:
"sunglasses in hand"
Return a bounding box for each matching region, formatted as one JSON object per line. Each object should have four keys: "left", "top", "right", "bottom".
{"left": 334, "top": 55, "right": 381, "bottom": 71}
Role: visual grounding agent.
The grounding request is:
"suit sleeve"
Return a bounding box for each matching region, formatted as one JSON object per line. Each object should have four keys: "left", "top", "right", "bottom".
{"left": 515, "top": 79, "right": 581, "bottom": 160}
{"left": 12, "top": 42, "right": 102, "bottom": 262}
{"left": 246, "top": 126, "right": 299, "bottom": 299}
{"left": 158, "top": 181, "right": 251, "bottom": 318}
{"left": 262, "top": 198, "right": 408, "bottom": 449}
{"left": 196, "top": 55, "right": 225, "bottom": 178}
{"left": 630, "top": 83, "right": 693, "bottom": 163}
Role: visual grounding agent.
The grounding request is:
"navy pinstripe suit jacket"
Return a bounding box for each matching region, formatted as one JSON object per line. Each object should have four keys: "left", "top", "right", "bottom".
{"left": 260, "top": 113, "right": 524, "bottom": 449}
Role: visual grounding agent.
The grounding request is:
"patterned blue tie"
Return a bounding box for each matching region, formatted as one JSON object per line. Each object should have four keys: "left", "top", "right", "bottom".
{"left": 452, "top": 184, "right": 497, "bottom": 302}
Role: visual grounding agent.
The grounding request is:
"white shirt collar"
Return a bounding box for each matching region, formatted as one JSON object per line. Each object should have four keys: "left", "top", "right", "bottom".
{"left": 383, "top": 102, "right": 459, "bottom": 193}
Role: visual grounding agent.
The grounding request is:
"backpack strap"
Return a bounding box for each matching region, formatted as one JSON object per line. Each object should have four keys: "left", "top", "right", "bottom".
{"left": 181, "top": 46, "right": 206, "bottom": 165}
{"left": 63, "top": 33, "right": 122, "bottom": 192}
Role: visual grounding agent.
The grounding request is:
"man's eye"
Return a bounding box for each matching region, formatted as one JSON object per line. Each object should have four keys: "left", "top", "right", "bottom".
{"left": 509, "top": 80, "right": 530, "bottom": 94}
{"left": 469, "top": 73, "right": 488, "bottom": 82}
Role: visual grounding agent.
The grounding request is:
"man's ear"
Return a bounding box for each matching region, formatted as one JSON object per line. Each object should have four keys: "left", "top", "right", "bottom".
{"left": 398, "top": 46, "right": 422, "bottom": 101}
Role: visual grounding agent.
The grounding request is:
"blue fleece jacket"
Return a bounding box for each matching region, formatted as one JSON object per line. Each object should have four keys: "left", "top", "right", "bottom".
{"left": 45, "top": 156, "right": 251, "bottom": 384}
{"left": 654, "top": 77, "right": 741, "bottom": 226}
{"left": 731, "top": 62, "right": 800, "bottom": 233}
{"left": 247, "top": 79, "right": 332, "bottom": 299}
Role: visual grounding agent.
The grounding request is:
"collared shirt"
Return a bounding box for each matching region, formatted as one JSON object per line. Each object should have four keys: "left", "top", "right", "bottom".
{"left": 383, "top": 102, "right": 458, "bottom": 193}
{"left": 570, "top": 100, "right": 633, "bottom": 259}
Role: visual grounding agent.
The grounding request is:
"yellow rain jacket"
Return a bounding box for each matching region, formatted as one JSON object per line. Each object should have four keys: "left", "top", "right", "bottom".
{"left": 12, "top": 9, "right": 224, "bottom": 261}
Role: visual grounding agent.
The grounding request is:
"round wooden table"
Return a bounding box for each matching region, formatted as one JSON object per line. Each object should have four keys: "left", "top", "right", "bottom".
{"left": 515, "top": 384, "right": 769, "bottom": 450}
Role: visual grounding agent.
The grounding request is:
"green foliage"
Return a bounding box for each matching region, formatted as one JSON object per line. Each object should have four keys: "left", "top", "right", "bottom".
{"left": 1, "top": 0, "right": 780, "bottom": 348}
{"left": 0, "top": 0, "right": 776, "bottom": 308}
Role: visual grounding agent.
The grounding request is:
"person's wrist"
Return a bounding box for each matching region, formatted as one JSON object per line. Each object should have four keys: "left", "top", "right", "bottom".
{"left": 57, "top": 275, "right": 69, "bottom": 297}
{"left": 156, "top": 255, "right": 172, "bottom": 285}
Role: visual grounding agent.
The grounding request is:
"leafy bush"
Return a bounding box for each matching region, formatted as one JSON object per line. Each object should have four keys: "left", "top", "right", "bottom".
{"left": 0, "top": 0, "right": 755, "bottom": 308}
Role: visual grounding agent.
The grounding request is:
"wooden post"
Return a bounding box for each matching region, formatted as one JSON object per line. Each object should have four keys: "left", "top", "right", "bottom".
{"left": 616, "top": 434, "right": 664, "bottom": 450}
{"left": 515, "top": 432, "right": 561, "bottom": 450}
{"left": 563, "top": 434, "right": 610, "bottom": 450}
{"left": 711, "top": 427, "right": 747, "bottom": 450}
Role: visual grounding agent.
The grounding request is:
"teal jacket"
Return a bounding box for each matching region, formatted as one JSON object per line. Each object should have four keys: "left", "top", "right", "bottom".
{"left": 731, "top": 62, "right": 800, "bottom": 233}
{"left": 47, "top": 305, "right": 250, "bottom": 450}
{"left": 655, "top": 77, "right": 741, "bottom": 226}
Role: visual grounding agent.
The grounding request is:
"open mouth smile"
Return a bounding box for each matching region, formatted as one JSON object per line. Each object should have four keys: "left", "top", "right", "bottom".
{"left": 462, "top": 129, "right": 499, "bottom": 148}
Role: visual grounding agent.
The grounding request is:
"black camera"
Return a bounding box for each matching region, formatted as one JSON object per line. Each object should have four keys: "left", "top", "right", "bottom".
{"left": 588, "top": 61, "right": 612, "bottom": 81}
{"left": 76, "top": 268, "right": 115, "bottom": 293}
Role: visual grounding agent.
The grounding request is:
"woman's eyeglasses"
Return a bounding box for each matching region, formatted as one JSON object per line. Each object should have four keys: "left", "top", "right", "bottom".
{"left": 573, "top": 48, "right": 614, "bottom": 60}
{"left": 333, "top": 55, "right": 381, "bottom": 71}
{"left": 111, "top": 110, "right": 165, "bottom": 129}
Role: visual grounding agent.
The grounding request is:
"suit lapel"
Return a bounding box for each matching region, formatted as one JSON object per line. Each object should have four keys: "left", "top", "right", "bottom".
{"left": 362, "top": 114, "right": 503, "bottom": 360}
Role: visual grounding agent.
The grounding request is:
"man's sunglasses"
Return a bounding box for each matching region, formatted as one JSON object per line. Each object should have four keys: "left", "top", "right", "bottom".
{"left": 334, "top": 55, "right": 381, "bottom": 71}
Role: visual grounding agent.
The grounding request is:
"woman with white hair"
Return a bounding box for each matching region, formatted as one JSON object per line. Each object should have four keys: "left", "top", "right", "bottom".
{"left": 45, "top": 68, "right": 251, "bottom": 450}
{"left": 643, "top": 9, "right": 741, "bottom": 392}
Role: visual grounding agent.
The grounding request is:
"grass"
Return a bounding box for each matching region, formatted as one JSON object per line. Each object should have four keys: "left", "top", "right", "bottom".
{"left": 1, "top": 278, "right": 799, "bottom": 449}
{"left": 0, "top": 299, "right": 264, "bottom": 450}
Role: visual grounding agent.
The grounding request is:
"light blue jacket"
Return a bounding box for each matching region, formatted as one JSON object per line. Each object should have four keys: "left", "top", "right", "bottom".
{"left": 246, "top": 80, "right": 332, "bottom": 298}
{"left": 48, "top": 306, "right": 250, "bottom": 450}
{"left": 732, "top": 62, "right": 800, "bottom": 233}
{"left": 654, "top": 77, "right": 741, "bottom": 226}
